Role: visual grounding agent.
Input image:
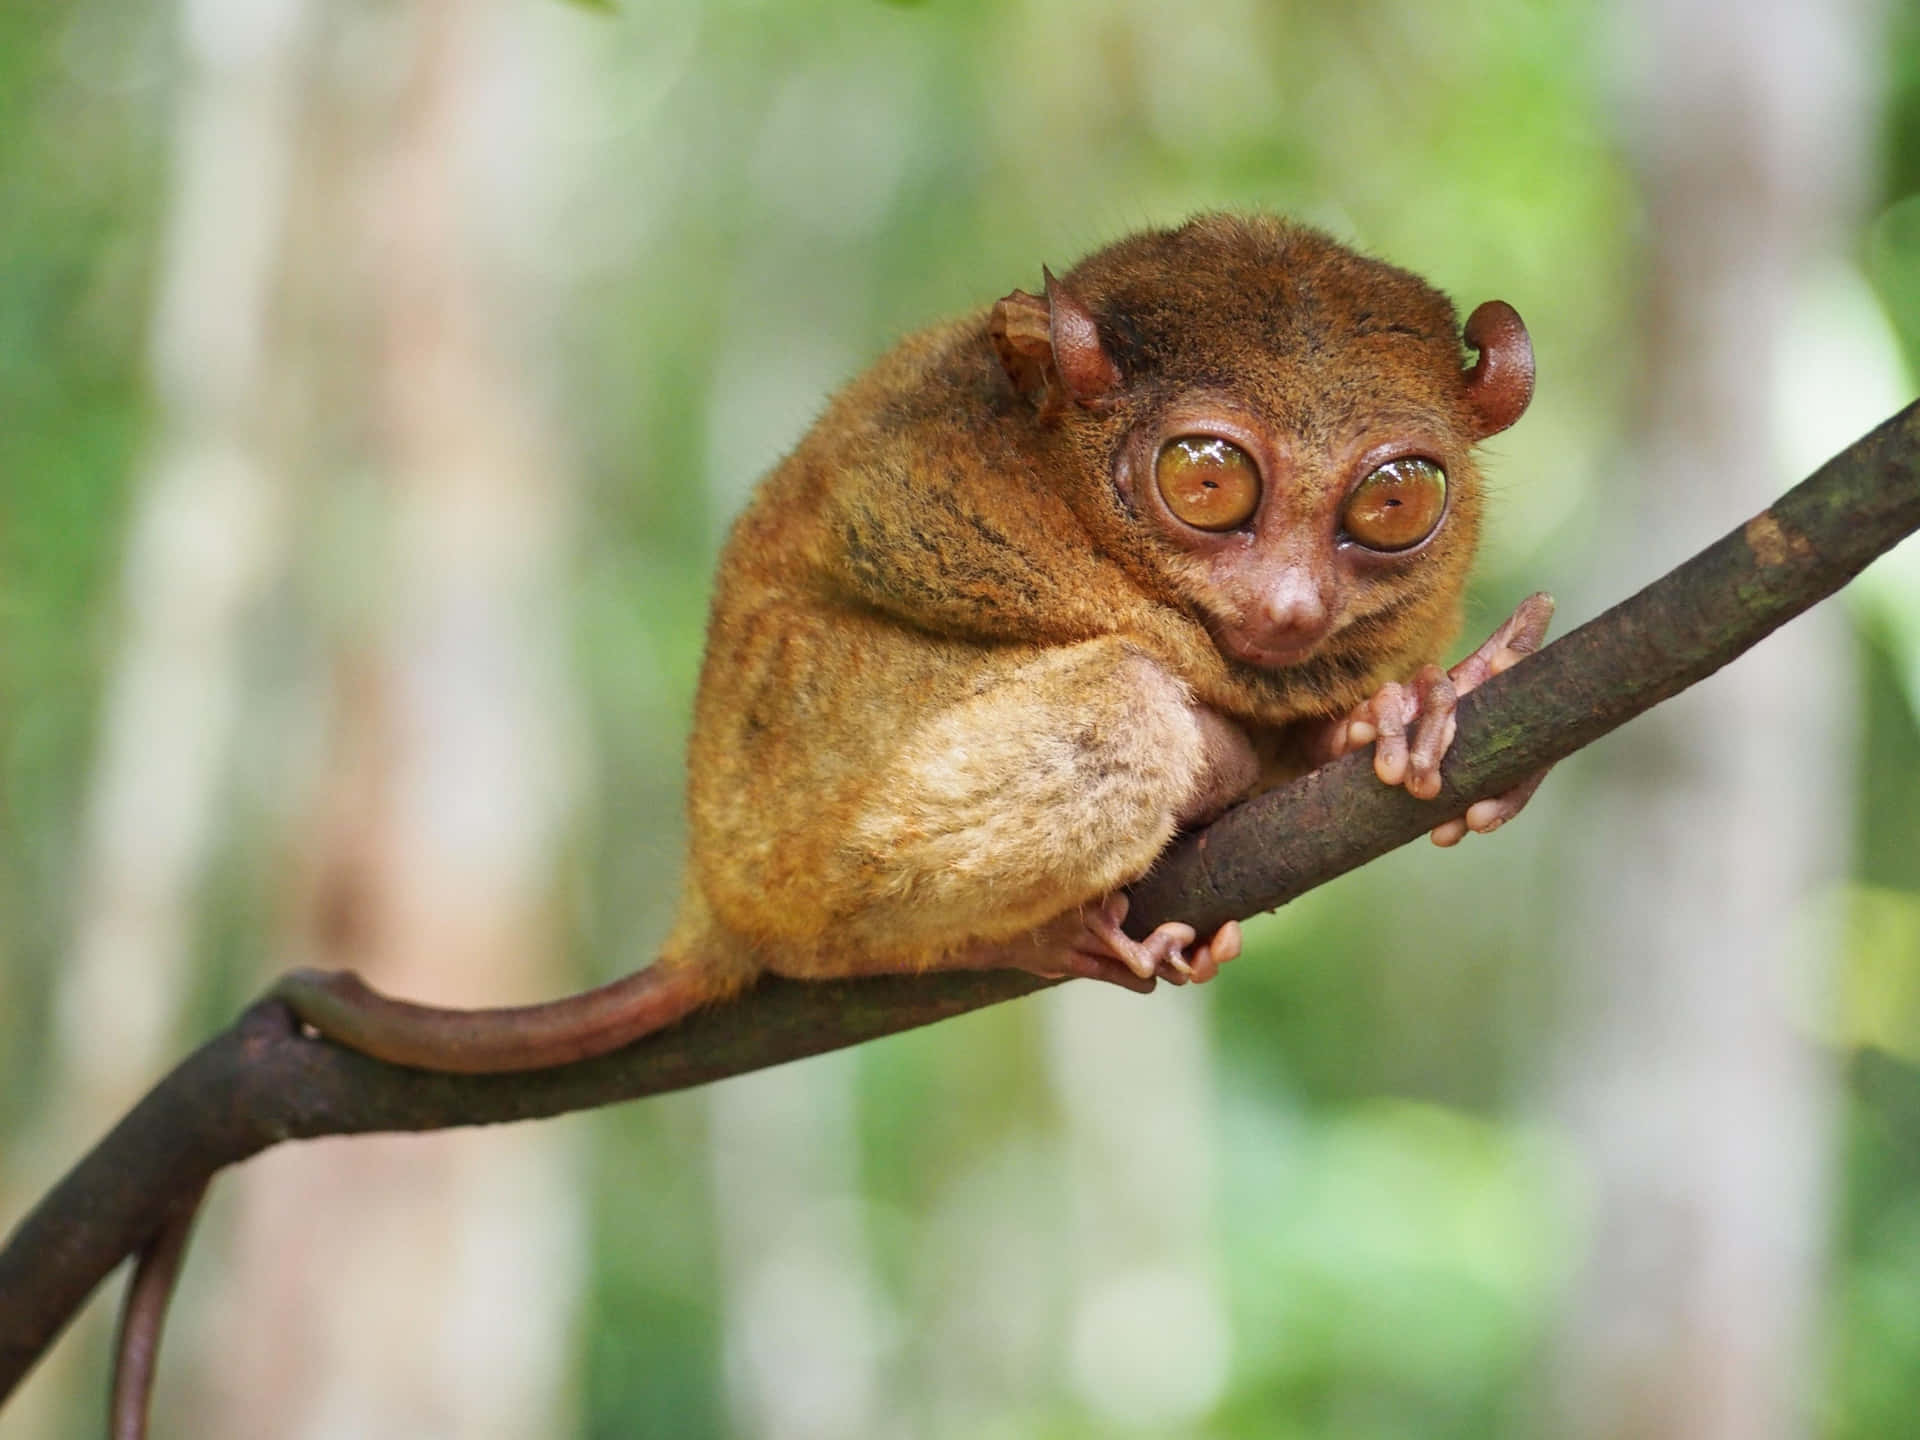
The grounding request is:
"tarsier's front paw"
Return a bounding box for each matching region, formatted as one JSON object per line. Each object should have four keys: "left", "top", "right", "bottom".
{"left": 1061, "top": 893, "right": 1243, "bottom": 992}
{"left": 1323, "top": 592, "right": 1556, "bottom": 846}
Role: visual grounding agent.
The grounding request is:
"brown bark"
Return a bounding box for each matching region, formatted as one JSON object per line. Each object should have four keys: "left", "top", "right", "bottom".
{"left": 2, "top": 398, "right": 1918, "bottom": 1410}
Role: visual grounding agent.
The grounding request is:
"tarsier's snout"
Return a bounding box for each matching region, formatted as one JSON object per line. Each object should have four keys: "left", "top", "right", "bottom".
{"left": 1251, "top": 567, "right": 1335, "bottom": 661}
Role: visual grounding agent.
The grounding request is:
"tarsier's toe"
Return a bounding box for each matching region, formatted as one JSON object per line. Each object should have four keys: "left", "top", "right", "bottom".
{"left": 1185, "top": 920, "right": 1243, "bottom": 983}
{"left": 1138, "top": 918, "right": 1242, "bottom": 986}
{"left": 1067, "top": 896, "right": 1241, "bottom": 990}
{"left": 1139, "top": 921, "right": 1199, "bottom": 982}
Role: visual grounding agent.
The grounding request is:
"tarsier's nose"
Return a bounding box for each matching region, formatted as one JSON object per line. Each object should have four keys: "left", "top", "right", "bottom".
{"left": 1261, "top": 569, "right": 1333, "bottom": 652}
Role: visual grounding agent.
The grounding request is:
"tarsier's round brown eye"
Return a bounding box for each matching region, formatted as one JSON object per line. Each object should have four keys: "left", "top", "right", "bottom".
{"left": 1342, "top": 457, "right": 1447, "bottom": 552}
{"left": 1154, "top": 436, "right": 1262, "bottom": 532}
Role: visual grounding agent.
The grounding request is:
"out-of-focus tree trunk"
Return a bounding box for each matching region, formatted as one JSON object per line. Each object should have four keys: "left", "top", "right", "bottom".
{"left": 202, "top": 2, "right": 586, "bottom": 1435}
{"left": 1047, "top": 985, "right": 1229, "bottom": 1429}
{"left": 1550, "top": 3, "right": 1879, "bottom": 1435}
{"left": 4, "top": 1, "right": 312, "bottom": 1432}
{"left": 709, "top": 1060, "right": 892, "bottom": 1440}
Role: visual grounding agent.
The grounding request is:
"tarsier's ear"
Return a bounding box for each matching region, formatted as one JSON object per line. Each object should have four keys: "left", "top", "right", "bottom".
{"left": 989, "top": 268, "right": 1122, "bottom": 416}
{"left": 1462, "top": 300, "right": 1534, "bottom": 439}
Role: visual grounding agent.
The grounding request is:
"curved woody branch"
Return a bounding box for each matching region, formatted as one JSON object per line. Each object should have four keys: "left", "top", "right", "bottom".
{"left": 3, "top": 400, "right": 1919, "bottom": 1409}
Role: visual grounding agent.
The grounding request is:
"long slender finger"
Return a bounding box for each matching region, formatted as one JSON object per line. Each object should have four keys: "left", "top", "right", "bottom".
{"left": 1404, "top": 664, "right": 1456, "bottom": 801}
{"left": 1319, "top": 712, "right": 1363, "bottom": 760}
{"left": 1449, "top": 591, "right": 1556, "bottom": 696}
{"left": 1369, "top": 681, "right": 1414, "bottom": 787}
{"left": 1464, "top": 767, "right": 1551, "bottom": 834}
{"left": 1315, "top": 704, "right": 1380, "bottom": 767}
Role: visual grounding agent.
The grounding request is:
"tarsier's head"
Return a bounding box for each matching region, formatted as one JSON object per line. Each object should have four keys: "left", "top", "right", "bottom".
{"left": 991, "top": 215, "right": 1531, "bottom": 687}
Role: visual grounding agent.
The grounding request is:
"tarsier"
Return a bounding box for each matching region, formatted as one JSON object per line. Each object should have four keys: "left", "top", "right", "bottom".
{"left": 277, "top": 212, "right": 1552, "bottom": 1072}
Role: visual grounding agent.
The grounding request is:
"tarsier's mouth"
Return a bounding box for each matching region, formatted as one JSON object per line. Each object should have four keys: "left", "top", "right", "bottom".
{"left": 1207, "top": 608, "right": 1346, "bottom": 672}
{"left": 1214, "top": 624, "right": 1378, "bottom": 710}
{"left": 1220, "top": 632, "right": 1322, "bottom": 670}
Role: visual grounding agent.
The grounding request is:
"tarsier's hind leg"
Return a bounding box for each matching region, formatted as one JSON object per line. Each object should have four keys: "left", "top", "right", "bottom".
{"left": 793, "top": 637, "right": 1252, "bottom": 989}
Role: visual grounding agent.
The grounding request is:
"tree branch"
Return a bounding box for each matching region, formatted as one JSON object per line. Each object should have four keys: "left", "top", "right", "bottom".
{"left": 4, "top": 400, "right": 1918, "bottom": 1407}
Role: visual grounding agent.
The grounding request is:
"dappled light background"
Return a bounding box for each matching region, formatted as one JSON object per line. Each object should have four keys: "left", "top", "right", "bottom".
{"left": 5, "top": 0, "right": 1920, "bottom": 1435}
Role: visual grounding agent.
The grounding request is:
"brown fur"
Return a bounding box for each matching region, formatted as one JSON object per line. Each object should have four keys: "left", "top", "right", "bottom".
{"left": 669, "top": 213, "right": 1507, "bottom": 993}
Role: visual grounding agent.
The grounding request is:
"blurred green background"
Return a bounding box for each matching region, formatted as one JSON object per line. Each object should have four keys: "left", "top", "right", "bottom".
{"left": 5, "top": 1, "right": 1920, "bottom": 1436}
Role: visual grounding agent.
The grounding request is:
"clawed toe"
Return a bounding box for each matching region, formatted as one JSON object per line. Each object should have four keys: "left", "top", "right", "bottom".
{"left": 1117, "top": 918, "right": 1198, "bottom": 984}
{"left": 1066, "top": 895, "right": 1241, "bottom": 990}
{"left": 1185, "top": 919, "right": 1243, "bottom": 983}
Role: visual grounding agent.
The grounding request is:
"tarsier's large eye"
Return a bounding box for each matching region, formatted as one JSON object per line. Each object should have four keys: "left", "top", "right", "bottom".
{"left": 1342, "top": 457, "right": 1447, "bottom": 552}
{"left": 1154, "top": 436, "right": 1262, "bottom": 531}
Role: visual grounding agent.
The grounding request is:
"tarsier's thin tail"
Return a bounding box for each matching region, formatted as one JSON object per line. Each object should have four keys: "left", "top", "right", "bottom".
{"left": 268, "top": 958, "right": 716, "bottom": 1075}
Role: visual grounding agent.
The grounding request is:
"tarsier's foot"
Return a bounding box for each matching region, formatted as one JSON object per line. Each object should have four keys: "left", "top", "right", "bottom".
{"left": 1322, "top": 592, "right": 1556, "bottom": 845}
{"left": 1055, "top": 893, "right": 1243, "bottom": 992}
